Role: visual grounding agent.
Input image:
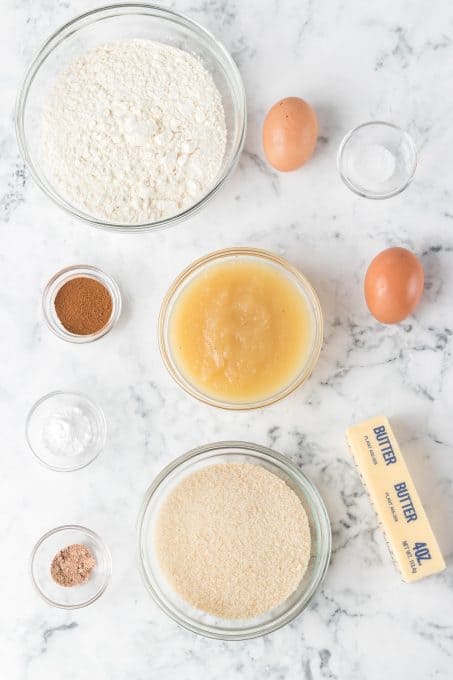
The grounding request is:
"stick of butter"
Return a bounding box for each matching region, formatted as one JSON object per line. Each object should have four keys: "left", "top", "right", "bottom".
{"left": 346, "top": 415, "right": 445, "bottom": 582}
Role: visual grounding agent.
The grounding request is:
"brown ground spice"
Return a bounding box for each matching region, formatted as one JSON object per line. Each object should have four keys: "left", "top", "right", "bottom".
{"left": 54, "top": 276, "right": 112, "bottom": 335}
{"left": 50, "top": 543, "right": 96, "bottom": 587}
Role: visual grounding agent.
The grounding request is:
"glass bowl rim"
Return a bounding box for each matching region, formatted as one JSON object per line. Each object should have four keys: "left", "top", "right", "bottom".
{"left": 337, "top": 120, "right": 417, "bottom": 200}
{"left": 30, "top": 524, "right": 112, "bottom": 609}
{"left": 42, "top": 264, "right": 122, "bottom": 343}
{"left": 137, "top": 441, "right": 332, "bottom": 640}
{"left": 25, "top": 389, "right": 107, "bottom": 471}
{"left": 14, "top": 2, "right": 247, "bottom": 233}
{"left": 158, "top": 247, "right": 324, "bottom": 410}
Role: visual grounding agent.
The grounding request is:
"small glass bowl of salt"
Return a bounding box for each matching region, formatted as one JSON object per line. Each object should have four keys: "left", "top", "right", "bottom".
{"left": 26, "top": 391, "right": 106, "bottom": 471}
{"left": 337, "top": 121, "right": 417, "bottom": 199}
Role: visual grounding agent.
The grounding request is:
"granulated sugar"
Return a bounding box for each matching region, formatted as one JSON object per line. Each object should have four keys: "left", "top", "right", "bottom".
{"left": 155, "top": 463, "right": 311, "bottom": 619}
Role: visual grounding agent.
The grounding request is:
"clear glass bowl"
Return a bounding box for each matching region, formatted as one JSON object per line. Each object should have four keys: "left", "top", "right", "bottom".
{"left": 159, "top": 247, "right": 323, "bottom": 410}
{"left": 337, "top": 121, "right": 417, "bottom": 199}
{"left": 42, "top": 265, "right": 122, "bottom": 343}
{"left": 26, "top": 391, "right": 107, "bottom": 471}
{"left": 137, "top": 441, "right": 331, "bottom": 640}
{"left": 15, "top": 3, "right": 246, "bottom": 232}
{"left": 31, "top": 525, "right": 112, "bottom": 608}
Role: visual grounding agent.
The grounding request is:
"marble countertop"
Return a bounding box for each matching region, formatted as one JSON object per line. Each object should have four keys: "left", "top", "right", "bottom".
{"left": 1, "top": 0, "right": 452, "bottom": 678}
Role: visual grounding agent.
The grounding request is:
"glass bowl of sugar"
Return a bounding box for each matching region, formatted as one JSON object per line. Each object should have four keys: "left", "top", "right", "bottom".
{"left": 337, "top": 121, "right": 417, "bottom": 199}
{"left": 15, "top": 4, "right": 246, "bottom": 232}
{"left": 137, "top": 441, "right": 331, "bottom": 640}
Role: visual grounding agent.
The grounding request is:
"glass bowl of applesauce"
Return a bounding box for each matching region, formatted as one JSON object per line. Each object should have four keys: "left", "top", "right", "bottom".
{"left": 159, "top": 248, "right": 323, "bottom": 409}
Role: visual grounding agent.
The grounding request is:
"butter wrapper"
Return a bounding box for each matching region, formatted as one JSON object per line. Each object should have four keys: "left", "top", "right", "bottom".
{"left": 346, "top": 416, "right": 445, "bottom": 582}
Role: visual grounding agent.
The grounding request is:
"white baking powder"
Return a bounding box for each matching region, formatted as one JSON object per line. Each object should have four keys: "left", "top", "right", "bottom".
{"left": 42, "top": 407, "right": 95, "bottom": 458}
{"left": 42, "top": 40, "right": 227, "bottom": 223}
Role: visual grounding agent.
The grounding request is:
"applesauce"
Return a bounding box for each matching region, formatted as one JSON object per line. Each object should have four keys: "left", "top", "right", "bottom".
{"left": 163, "top": 250, "right": 322, "bottom": 406}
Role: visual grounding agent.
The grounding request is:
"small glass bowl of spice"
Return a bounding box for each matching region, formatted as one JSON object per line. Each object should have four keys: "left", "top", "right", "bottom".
{"left": 42, "top": 265, "right": 122, "bottom": 342}
{"left": 30, "top": 525, "right": 111, "bottom": 608}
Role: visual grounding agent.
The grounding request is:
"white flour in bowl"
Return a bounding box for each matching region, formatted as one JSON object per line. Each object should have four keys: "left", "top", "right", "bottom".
{"left": 42, "top": 39, "right": 227, "bottom": 224}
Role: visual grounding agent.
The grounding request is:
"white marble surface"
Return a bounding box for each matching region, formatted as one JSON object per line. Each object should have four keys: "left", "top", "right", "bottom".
{"left": 1, "top": 0, "right": 453, "bottom": 678}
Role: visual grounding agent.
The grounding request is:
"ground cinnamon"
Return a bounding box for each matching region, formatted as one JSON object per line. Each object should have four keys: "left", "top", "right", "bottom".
{"left": 54, "top": 276, "right": 112, "bottom": 335}
{"left": 50, "top": 543, "right": 96, "bottom": 587}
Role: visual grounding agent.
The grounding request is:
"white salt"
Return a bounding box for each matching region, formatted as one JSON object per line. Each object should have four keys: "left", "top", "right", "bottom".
{"left": 354, "top": 143, "right": 396, "bottom": 184}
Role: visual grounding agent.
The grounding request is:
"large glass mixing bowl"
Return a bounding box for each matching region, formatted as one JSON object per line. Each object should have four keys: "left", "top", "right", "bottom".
{"left": 137, "top": 441, "right": 331, "bottom": 640}
{"left": 16, "top": 3, "right": 246, "bottom": 232}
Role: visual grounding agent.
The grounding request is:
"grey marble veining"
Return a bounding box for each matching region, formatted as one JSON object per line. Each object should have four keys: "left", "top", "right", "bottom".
{"left": 1, "top": 0, "right": 452, "bottom": 678}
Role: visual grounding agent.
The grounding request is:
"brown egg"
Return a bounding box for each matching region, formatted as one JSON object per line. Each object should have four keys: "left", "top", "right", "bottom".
{"left": 262, "top": 97, "right": 318, "bottom": 171}
{"left": 364, "top": 247, "right": 424, "bottom": 324}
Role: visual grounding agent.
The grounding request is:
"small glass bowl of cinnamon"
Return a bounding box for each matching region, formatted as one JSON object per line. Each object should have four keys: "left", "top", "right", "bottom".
{"left": 42, "top": 265, "right": 122, "bottom": 343}
{"left": 30, "top": 525, "right": 112, "bottom": 609}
